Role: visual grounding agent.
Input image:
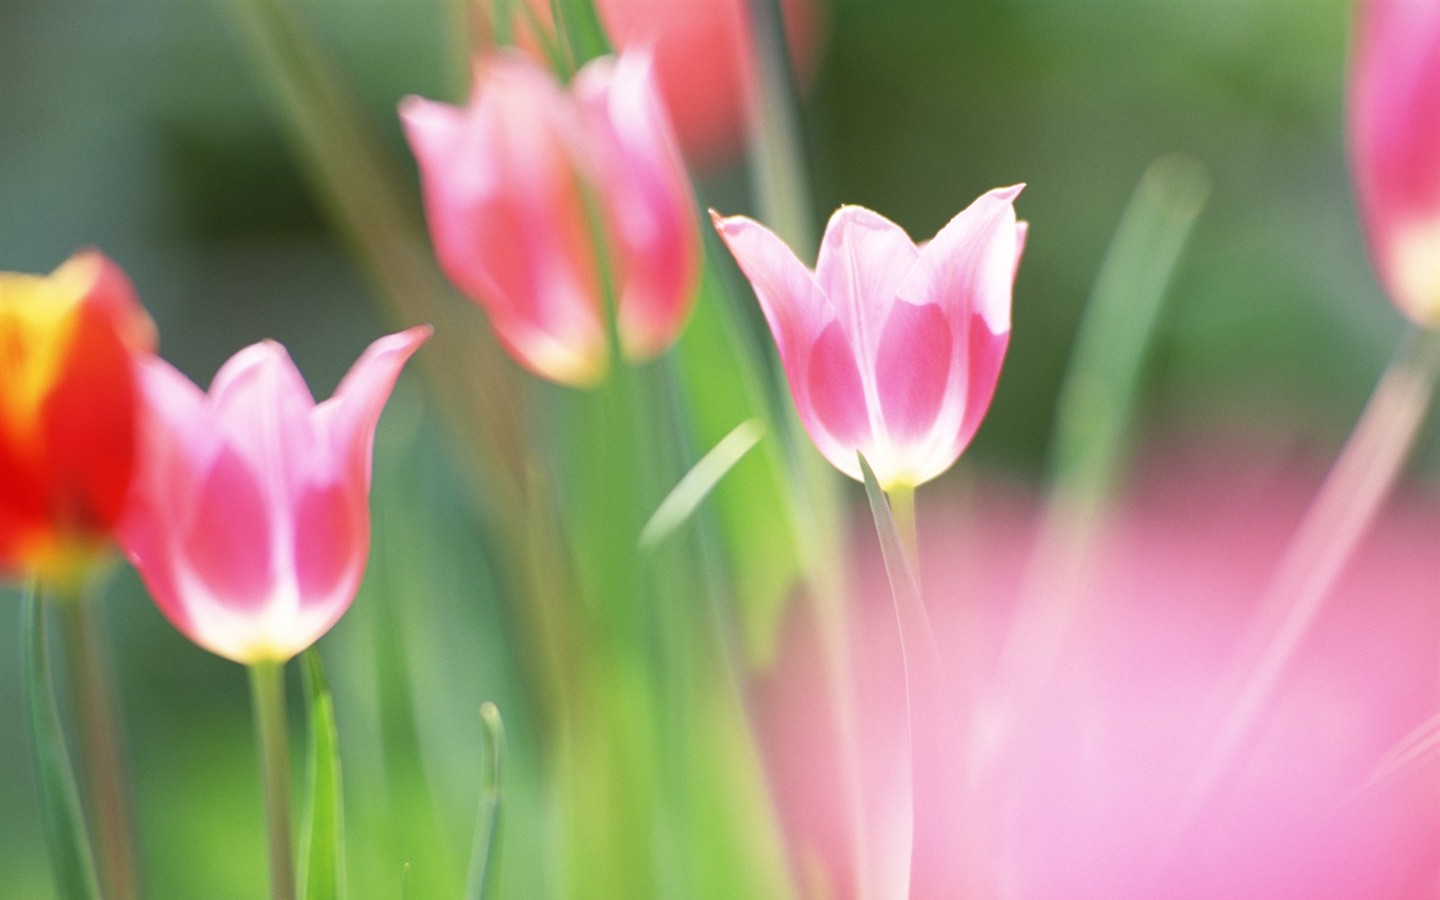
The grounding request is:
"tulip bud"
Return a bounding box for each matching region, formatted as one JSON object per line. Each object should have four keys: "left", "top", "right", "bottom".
{"left": 1348, "top": 0, "right": 1440, "bottom": 328}
{"left": 713, "top": 187, "right": 1026, "bottom": 490}
{"left": 1, "top": 251, "right": 156, "bottom": 582}
{"left": 401, "top": 50, "right": 698, "bottom": 386}
{"left": 119, "top": 327, "right": 428, "bottom": 663}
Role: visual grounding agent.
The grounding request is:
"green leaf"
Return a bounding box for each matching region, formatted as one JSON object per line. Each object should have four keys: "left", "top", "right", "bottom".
{"left": 21, "top": 580, "right": 101, "bottom": 900}
{"left": 548, "top": 0, "right": 611, "bottom": 69}
{"left": 464, "top": 703, "right": 505, "bottom": 900}
{"left": 640, "top": 419, "right": 765, "bottom": 550}
{"left": 300, "top": 649, "right": 345, "bottom": 900}
{"left": 1050, "top": 154, "right": 1209, "bottom": 507}
{"left": 673, "top": 266, "right": 808, "bottom": 666}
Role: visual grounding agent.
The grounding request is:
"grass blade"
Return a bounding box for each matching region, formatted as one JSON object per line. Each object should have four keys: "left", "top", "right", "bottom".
{"left": 300, "top": 649, "right": 345, "bottom": 900}
{"left": 21, "top": 580, "right": 101, "bottom": 900}
{"left": 464, "top": 703, "right": 505, "bottom": 900}
{"left": 639, "top": 419, "right": 765, "bottom": 550}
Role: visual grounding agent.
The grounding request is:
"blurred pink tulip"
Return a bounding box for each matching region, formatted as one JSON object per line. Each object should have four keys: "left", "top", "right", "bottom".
{"left": 1348, "top": 0, "right": 1440, "bottom": 327}
{"left": 713, "top": 187, "right": 1026, "bottom": 489}
{"left": 754, "top": 441, "right": 1440, "bottom": 898}
{"left": 120, "top": 327, "right": 429, "bottom": 664}
{"left": 506, "top": 0, "right": 824, "bottom": 171}
{"left": 401, "top": 50, "right": 698, "bottom": 386}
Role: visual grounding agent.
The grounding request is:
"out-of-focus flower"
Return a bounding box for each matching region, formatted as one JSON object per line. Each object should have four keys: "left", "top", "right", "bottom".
{"left": 1, "top": 251, "right": 156, "bottom": 583}
{"left": 401, "top": 50, "right": 697, "bottom": 386}
{"left": 754, "top": 441, "right": 1440, "bottom": 898}
{"left": 119, "top": 327, "right": 429, "bottom": 664}
{"left": 1348, "top": 0, "right": 1440, "bottom": 327}
{"left": 712, "top": 187, "right": 1026, "bottom": 490}
{"left": 506, "top": 0, "right": 824, "bottom": 170}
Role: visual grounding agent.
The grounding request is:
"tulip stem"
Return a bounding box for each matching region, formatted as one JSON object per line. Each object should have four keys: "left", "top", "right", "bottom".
{"left": 1183, "top": 324, "right": 1440, "bottom": 823}
{"left": 57, "top": 582, "right": 141, "bottom": 900}
{"left": 249, "top": 659, "right": 296, "bottom": 900}
{"left": 22, "top": 578, "right": 102, "bottom": 900}
{"left": 886, "top": 482, "right": 919, "bottom": 571}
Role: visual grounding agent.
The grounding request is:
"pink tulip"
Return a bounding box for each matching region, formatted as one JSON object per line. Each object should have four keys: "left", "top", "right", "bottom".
{"left": 505, "top": 0, "right": 824, "bottom": 171}
{"left": 1348, "top": 0, "right": 1440, "bottom": 327}
{"left": 712, "top": 187, "right": 1027, "bottom": 489}
{"left": 754, "top": 441, "right": 1440, "bottom": 898}
{"left": 400, "top": 50, "right": 698, "bottom": 386}
{"left": 119, "top": 327, "right": 429, "bottom": 664}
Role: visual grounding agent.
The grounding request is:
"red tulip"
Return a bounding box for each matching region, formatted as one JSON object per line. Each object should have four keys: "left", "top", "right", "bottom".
{"left": 119, "top": 328, "right": 428, "bottom": 663}
{"left": 401, "top": 50, "right": 697, "bottom": 386}
{"left": 713, "top": 188, "right": 1026, "bottom": 489}
{"left": 1348, "top": 0, "right": 1440, "bottom": 327}
{"left": 1, "top": 251, "right": 156, "bottom": 582}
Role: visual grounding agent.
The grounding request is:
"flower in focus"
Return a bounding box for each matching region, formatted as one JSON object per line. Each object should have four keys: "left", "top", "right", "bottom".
{"left": 754, "top": 442, "right": 1440, "bottom": 898}
{"left": 401, "top": 50, "right": 698, "bottom": 386}
{"left": 1347, "top": 0, "right": 1440, "bottom": 327}
{"left": 119, "top": 327, "right": 429, "bottom": 664}
{"left": 507, "top": 0, "right": 824, "bottom": 171}
{"left": 712, "top": 187, "right": 1026, "bottom": 490}
{"left": 1, "top": 251, "right": 157, "bottom": 583}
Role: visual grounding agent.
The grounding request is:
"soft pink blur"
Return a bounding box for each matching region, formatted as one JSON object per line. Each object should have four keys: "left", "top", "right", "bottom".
{"left": 507, "top": 0, "right": 823, "bottom": 171}
{"left": 754, "top": 440, "right": 1440, "bottom": 898}
{"left": 1348, "top": 0, "right": 1440, "bottom": 327}
{"left": 401, "top": 50, "right": 698, "bottom": 386}
{"left": 120, "top": 327, "right": 429, "bottom": 664}
{"left": 713, "top": 189, "right": 1026, "bottom": 489}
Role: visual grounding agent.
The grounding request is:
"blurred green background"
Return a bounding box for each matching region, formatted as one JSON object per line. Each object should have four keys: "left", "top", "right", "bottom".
{"left": 2, "top": 0, "right": 1433, "bottom": 896}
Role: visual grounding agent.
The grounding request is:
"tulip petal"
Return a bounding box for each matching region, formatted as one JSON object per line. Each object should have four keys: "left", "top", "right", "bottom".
{"left": 207, "top": 341, "right": 318, "bottom": 503}
{"left": 182, "top": 445, "right": 275, "bottom": 618}
{"left": 815, "top": 206, "right": 920, "bottom": 363}
{"left": 293, "top": 480, "right": 365, "bottom": 620}
{"left": 805, "top": 321, "right": 873, "bottom": 479}
{"left": 875, "top": 300, "right": 954, "bottom": 452}
{"left": 711, "top": 211, "right": 829, "bottom": 378}
{"left": 1349, "top": 0, "right": 1440, "bottom": 326}
{"left": 316, "top": 326, "right": 432, "bottom": 487}
{"left": 574, "top": 51, "right": 699, "bottom": 359}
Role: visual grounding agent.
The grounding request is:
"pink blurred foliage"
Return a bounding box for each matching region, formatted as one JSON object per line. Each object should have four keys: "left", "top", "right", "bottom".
{"left": 754, "top": 438, "right": 1440, "bottom": 898}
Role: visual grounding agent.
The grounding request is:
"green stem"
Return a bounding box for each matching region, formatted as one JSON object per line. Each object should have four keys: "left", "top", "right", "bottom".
{"left": 249, "top": 659, "right": 296, "bottom": 900}
{"left": 1184, "top": 325, "right": 1440, "bottom": 815}
{"left": 886, "top": 481, "right": 918, "bottom": 573}
{"left": 22, "top": 578, "right": 102, "bottom": 900}
{"left": 57, "top": 582, "right": 141, "bottom": 900}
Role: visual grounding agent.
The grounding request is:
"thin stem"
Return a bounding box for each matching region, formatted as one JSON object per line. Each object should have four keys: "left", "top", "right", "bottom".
{"left": 23, "top": 577, "right": 102, "bottom": 900}
{"left": 1181, "top": 325, "right": 1440, "bottom": 826}
{"left": 249, "top": 659, "right": 296, "bottom": 900}
{"left": 57, "top": 581, "right": 142, "bottom": 900}
{"left": 887, "top": 481, "right": 919, "bottom": 572}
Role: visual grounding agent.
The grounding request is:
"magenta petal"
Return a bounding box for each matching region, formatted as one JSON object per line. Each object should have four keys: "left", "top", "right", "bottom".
{"left": 711, "top": 212, "right": 829, "bottom": 375}
{"left": 574, "top": 52, "right": 699, "bottom": 360}
{"left": 207, "top": 340, "right": 318, "bottom": 496}
{"left": 814, "top": 206, "right": 920, "bottom": 361}
{"left": 317, "top": 326, "right": 432, "bottom": 486}
{"left": 182, "top": 446, "right": 274, "bottom": 616}
{"left": 875, "top": 300, "right": 954, "bottom": 448}
{"left": 959, "top": 323, "right": 1011, "bottom": 451}
{"left": 1348, "top": 0, "right": 1440, "bottom": 326}
{"left": 804, "top": 321, "right": 873, "bottom": 479}
{"left": 294, "top": 479, "right": 365, "bottom": 614}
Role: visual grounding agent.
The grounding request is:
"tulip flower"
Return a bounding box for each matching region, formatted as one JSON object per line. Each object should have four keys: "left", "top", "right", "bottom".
{"left": 400, "top": 50, "right": 697, "bottom": 386}
{"left": 1, "top": 251, "right": 156, "bottom": 583}
{"left": 505, "top": 0, "right": 824, "bottom": 170}
{"left": 755, "top": 443, "right": 1440, "bottom": 899}
{"left": 712, "top": 187, "right": 1026, "bottom": 490}
{"left": 1348, "top": 0, "right": 1440, "bottom": 328}
{"left": 119, "top": 327, "right": 429, "bottom": 664}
